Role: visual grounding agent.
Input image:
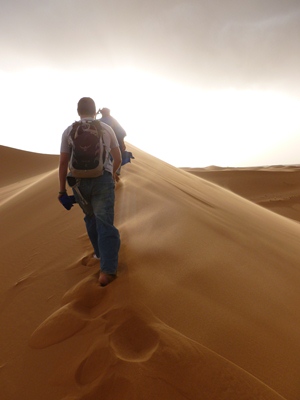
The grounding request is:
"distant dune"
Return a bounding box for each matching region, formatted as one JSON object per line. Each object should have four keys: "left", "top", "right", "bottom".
{"left": 1, "top": 145, "right": 300, "bottom": 400}
{"left": 183, "top": 166, "right": 300, "bottom": 222}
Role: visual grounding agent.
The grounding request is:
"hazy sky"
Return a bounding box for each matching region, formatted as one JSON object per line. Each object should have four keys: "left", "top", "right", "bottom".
{"left": 1, "top": 0, "right": 300, "bottom": 167}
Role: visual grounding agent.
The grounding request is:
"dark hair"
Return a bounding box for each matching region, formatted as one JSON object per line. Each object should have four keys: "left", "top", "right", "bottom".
{"left": 77, "top": 97, "right": 96, "bottom": 116}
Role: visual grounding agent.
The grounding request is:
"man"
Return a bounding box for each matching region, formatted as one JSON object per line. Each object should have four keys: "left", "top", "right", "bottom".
{"left": 58, "top": 97, "right": 122, "bottom": 286}
{"left": 99, "top": 108, "right": 135, "bottom": 172}
{"left": 98, "top": 107, "right": 127, "bottom": 154}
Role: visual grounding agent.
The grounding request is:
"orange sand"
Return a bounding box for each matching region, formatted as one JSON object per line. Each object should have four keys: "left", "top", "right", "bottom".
{"left": 1, "top": 144, "right": 300, "bottom": 400}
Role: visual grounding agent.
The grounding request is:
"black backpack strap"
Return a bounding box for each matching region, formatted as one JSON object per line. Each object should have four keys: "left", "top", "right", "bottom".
{"left": 70, "top": 121, "right": 81, "bottom": 140}
{"left": 93, "top": 119, "right": 104, "bottom": 136}
{"left": 93, "top": 120, "right": 106, "bottom": 163}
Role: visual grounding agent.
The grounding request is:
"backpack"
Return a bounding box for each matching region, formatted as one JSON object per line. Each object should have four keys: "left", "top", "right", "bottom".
{"left": 68, "top": 120, "right": 106, "bottom": 178}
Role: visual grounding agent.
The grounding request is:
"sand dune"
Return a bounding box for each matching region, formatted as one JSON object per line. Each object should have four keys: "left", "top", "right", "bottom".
{"left": 184, "top": 166, "right": 300, "bottom": 222}
{"left": 1, "top": 145, "right": 300, "bottom": 400}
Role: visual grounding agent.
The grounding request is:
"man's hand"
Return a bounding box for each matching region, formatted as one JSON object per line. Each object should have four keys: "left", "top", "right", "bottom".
{"left": 110, "top": 147, "right": 122, "bottom": 176}
{"left": 58, "top": 193, "right": 76, "bottom": 210}
{"left": 113, "top": 173, "right": 120, "bottom": 183}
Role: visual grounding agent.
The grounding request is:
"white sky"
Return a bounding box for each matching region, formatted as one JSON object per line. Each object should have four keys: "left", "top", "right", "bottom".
{"left": 1, "top": 0, "right": 300, "bottom": 167}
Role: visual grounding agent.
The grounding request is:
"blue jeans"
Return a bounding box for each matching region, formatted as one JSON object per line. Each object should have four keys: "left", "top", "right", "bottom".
{"left": 72, "top": 171, "right": 120, "bottom": 275}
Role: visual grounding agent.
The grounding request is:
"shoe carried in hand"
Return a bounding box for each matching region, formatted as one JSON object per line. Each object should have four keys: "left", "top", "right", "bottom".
{"left": 58, "top": 194, "right": 76, "bottom": 210}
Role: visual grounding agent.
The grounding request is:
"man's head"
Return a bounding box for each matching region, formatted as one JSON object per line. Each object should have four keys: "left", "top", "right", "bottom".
{"left": 99, "top": 107, "right": 110, "bottom": 117}
{"left": 77, "top": 97, "right": 96, "bottom": 117}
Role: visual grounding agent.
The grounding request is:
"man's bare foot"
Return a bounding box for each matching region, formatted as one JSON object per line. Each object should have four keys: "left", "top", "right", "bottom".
{"left": 99, "top": 272, "right": 116, "bottom": 287}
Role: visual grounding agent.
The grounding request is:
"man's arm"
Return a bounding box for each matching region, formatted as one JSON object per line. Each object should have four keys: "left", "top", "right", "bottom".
{"left": 110, "top": 146, "right": 122, "bottom": 180}
{"left": 114, "top": 122, "right": 127, "bottom": 151}
{"left": 58, "top": 152, "right": 69, "bottom": 194}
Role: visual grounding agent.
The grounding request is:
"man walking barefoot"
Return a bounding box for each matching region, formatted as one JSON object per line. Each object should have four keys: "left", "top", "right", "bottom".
{"left": 58, "top": 97, "right": 121, "bottom": 286}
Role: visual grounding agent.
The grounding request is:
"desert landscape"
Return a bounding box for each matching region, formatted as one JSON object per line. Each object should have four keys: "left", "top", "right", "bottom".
{"left": 1, "top": 144, "right": 300, "bottom": 400}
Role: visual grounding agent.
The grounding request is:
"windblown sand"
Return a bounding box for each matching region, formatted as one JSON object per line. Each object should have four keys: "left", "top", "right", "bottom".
{"left": 1, "top": 145, "right": 300, "bottom": 400}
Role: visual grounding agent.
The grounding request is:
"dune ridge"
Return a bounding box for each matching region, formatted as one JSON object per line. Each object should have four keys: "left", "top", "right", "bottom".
{"left": 183, "top": 166, "right": 300, "bottom": 222}
{"left": 1, "top": 145, "right": 300, "bottom": 400}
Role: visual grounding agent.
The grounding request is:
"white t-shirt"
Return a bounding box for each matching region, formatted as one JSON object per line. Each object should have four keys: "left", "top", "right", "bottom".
{"left": 60, "top": 119, "right": 119, "bottom": 174}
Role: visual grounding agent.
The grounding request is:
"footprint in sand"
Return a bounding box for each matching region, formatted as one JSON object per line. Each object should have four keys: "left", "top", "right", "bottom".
{"left": 74, "top": 311, "right": 160, "bottom": 388}
{"left": 29, "top": 302, "right": 88, "bottom": 349}
{"left": 68, "top": 323, "right": 159, "bottom": 400}
{"left": 71, "top": 309, "right": 160, "bottom": 400}
{"left": 29, "top": 275, "right": 106, "bottom": 349}
{"left": 75, "top": 340, "right": 113, "bottom": 386}
{"left": 109, "top": 315, "right": 160, "bottom": 362}
{"left": 61, "top": 274, "right": 105, "bottom": 309}
{"left": 81, "top": 254, "right": 99, "bottom": 267}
